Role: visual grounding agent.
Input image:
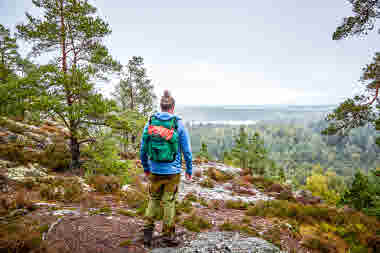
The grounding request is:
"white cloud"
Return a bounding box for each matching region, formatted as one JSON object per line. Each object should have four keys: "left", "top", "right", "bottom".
{"left": 146, "top": 62, "right": 328, "bottom": 105}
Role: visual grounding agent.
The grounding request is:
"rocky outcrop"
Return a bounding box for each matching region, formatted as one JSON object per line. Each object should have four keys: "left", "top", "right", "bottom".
{"left": 0, "top": 117, "right": 71, "bottom": 169}
{"left": 294, "top": 190, "right": 323, "bottom": 205}
{"left": 150, "top": 232, "right": 285, "bottom": 253}
{"left": 178, "top": 162, "right": 273, "bottom": 203}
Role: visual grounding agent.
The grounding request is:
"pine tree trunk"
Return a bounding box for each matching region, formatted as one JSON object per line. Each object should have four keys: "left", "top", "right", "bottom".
{"left": 70, "top": 136, "right": 81, "bottom": 170}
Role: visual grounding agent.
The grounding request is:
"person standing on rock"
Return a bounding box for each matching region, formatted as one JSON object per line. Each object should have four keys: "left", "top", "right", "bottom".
{"left": 140, "top": 90, "right": 193, "bottom": 247}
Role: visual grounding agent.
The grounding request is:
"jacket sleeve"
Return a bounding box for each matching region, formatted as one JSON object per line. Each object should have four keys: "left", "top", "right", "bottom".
{"left": 178, "top": 121, "right": 193, "bottom": 175}
{"left": 140, "top": 123, "right": 150, "bottom": 173}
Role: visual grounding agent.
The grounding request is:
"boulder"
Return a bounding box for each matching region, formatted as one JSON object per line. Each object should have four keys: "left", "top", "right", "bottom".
{"left": 294, "top": 190, "right": 322, "bottom": 205}
{"left": 6, "top": 163, "right": 48, "bottom": 181}
{"left": 266, "top": 183, "right": 285, "bottom": 193}
{"left": 0, "top": 117, "right": 71, "bottom": 169}
{"left": 150, "top": 232, "right": 284, "bottom": 253}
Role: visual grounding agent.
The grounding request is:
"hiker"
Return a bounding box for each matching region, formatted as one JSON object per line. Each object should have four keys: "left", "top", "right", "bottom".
{"left": 140, "top": 90, "right": 193, "bottom": 247}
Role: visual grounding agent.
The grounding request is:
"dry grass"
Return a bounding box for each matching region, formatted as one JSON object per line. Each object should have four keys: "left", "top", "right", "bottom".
{"left": 79, "top": 193, "right": 102, "bottom": 210}
{"left": 206, "top": 167, "right": 234, "bottom": 182}
{"left": 0, "top": 190, "right": 38, "bottom": 215}
{"left": 182, "top": 212, "right": 213, "bottom": 232}
{"left": 225, "top": 199, "right": 249, "bottom": 210}
{"left": 87, "top": 175, "right": 121, "bottom": 193}
{"left": 246, "top": 200, "right": 380, "bottom": 252}
{"left": 219, "top": 219, "right": 259, "bottom": 237}
{"left": 39, "top": 177, "right": 83, "bottom": 203}
{"left": 184, "top": 192, "right": 198, "bottom": 202}
{"left": 199, "top": 178, "right": 215, "bottom": 188}
{"left": 0, "top": 218, "right": 54, "bottom": 253}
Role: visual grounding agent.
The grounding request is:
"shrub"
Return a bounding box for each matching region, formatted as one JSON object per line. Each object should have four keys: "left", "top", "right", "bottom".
{"left": 219, "top": 219, "right": 239, "bottom": 231}
{"left": 87, "top": 175, "right": 121, "bottom": 193}
{"left": 176, "top": 200, "right": 193, "bottom": 215}
{"left": 82, "top": 132, "right": 129, "bottom": 176}
{"left": 39, "top": 177, "right": 84, "bottom": 202}
{"left": 183, "top": 213, "right": 212, "bottom": 232}
{"left": 120, "top": 189, "right": 147, "bottom": 209}
{"left": 195, "top": 142, "right": 213, "bottom": 161}
{"left": 219, "top": 219, "right": 258, "bottom": 236}
{"left": 241, "top": 216, "right": 251, "bottom": 224}
{"left": 14, "top": 190, "right": 36, "bottom": 210}
{"left": 118, "top": 209, "right": 136, "bottom": 217}
{"left": 0, "top": 218, "right": 51, "bottom": 253}
{"left": 199, "top": 178, "right": 215, "bottom": 188}
{"left": 305, "top": 171, "right": 340, "bottom": 205}
{"left": 89, "top": 205, "right": 112, "bottom": 216}
{"left": 199, "top": 197, "right": 208, "bottom": 207}
{"left": 341, "top": 170, "right": 380, "bottom": 219}
{"left": 250, "top": 176, "right": 275, "bottom": 191}
{"left": 184, "top": 192, "right": 198, "bottom": 202}
{"left": 246, "top": 199, "right": 380, "bottom": 251}
{"left": 225, "top": 200, "right": 249, "bottom": 210}
{"left": 206, "top": 167, "right": 234, "bottom": 182}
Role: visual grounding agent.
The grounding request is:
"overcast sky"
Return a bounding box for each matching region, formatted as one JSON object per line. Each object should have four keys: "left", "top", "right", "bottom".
{"left": 1, "top": 0, "right": 379, "bottom": 105}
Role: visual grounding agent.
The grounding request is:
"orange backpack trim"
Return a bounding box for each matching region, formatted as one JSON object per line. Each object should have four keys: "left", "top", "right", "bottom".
{"left": 148, "top": 125, "right": 174, "bottom": 141}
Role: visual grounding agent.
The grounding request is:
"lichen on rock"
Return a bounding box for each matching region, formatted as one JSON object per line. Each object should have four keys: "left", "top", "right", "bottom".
{"left": 150, "top": 232, "right": 285, "bottom": 253}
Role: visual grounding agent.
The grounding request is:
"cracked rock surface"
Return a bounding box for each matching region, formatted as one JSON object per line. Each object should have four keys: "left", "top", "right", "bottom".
{"left": 150, "top": 232, "right": 285, "bottom": 253}
{"left": 177, "top": 162, "right": 273, "bottom": 203}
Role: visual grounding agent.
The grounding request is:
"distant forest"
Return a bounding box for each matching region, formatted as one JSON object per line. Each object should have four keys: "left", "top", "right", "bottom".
{"left": 186, "top": 116, "right": 379, "bottom": 183}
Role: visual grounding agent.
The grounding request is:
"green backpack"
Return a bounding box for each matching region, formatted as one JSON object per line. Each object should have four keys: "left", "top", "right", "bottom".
{"left": 143, "top": 116, "right": 179, "bottom": 163}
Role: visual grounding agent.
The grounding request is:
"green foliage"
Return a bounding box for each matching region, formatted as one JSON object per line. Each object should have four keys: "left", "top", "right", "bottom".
{"left": 117, "top": 209, "right": 136, "bottom": 217}
{"left": 333, "top": 0, "right": 380, "bottom": 40}
{"left": 305, "top": 169, "right": 341, "bottom": 205}
{"left": 176, "top": 199, "right": 193, "bottom": 215}
{"left": 112, "top": 56, "right": 156, "bottom": 116}
{"left": 228, "top": 127, "right": 279, "bottom": 177}
{"left": 246, "top": 199, "right": 380, "bottom": 250}
{"left": 82, "top": 131, "right": 129, "bottom": 176}
{"left": 12, "top": 0, "right": 124, "bottom": 169}
{"left": 39, "top": 177, "right": 84, "bottom": 202}
{"left": 342, "top": 169, "right": 380, "bottom": 218}
{"left": 87, "top": 175, "right": 121, "bottom": 193}
{"left": 112, "top": 56, "right": 156, "bottom": 152}
{"left": 182, "top": 213, "right": 212, "bottom": 232}
{"left": 187, "top": 120, "right": 379, "bottom": 190}
{"left": 196, "top": 142, "right": 212, "bottom": 160}
{"left": 0, "top": 24, "right": 20, "bottom": 81}
{"left": 326, "top": 0, "right": 380, "bottom": 147}
{"left": 199, "top": 177, "right": 215, "bottom": 188}
{"left": 231, "top": 126, "right": 249, "bottom": 168}
{"left": 219, "top": 219, "right": 258, "bottom": 236}
{"left": 225, "top": 200, "right": 249, "bottom": 210}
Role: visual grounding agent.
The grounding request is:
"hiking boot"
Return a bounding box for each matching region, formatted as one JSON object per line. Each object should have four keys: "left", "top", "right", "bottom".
{"left": 143, "top": 228, "right": 153, "bottom": 247}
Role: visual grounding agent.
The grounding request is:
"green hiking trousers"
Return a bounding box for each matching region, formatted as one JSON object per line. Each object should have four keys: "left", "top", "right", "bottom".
{"left": 144, "top": 173, "right": 181, "bottom": 236}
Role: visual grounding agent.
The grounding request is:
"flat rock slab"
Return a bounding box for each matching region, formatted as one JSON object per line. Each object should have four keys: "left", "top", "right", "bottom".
{"left": 150, "top": 232, "right": 285, "bottom": 253}
{"left": 45, "top": 215, "right": 146, "bottom": 253}
{"left": 178, "top": 163, "right": 273, "bottom": 203}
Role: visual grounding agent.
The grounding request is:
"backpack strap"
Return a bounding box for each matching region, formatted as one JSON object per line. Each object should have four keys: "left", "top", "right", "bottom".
{"left": 170, "top": 117, "right": 178, "bottom": 130}
{"left": 149, "top": 115, "right": 155, "bottom": 125}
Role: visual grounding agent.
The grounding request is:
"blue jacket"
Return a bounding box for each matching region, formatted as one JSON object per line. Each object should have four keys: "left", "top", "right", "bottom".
{"left": 140, "top": 112, "right": 193, "bottom": 175}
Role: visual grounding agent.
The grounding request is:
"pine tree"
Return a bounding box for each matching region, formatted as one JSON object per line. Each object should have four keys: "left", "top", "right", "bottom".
{"left": 113, "top": 56, "right": 156, "bottom": 117}
{"left": 323, "top": 0, "right": 380, "bottom": 146}
{"left": 231, "top": 126, "right": 249, "bottom": 168}
{"left": 196, "top": 141, "right": 212, "bottom": 160}
{"left": 247, "top": 132, "right": 269, "bottom": 175}
{"left": 15, "top": 0, "right": 122, "bottom": 169}
{"left": 0, "top": 24, "right": 20, "bottom": 83}
{"left": 112, "top": 56, "right": 156, "bottom": 148}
